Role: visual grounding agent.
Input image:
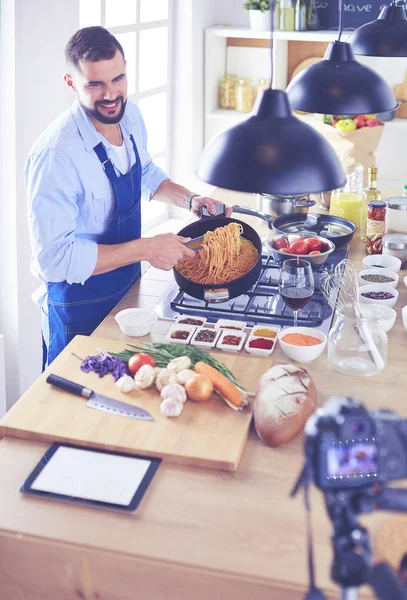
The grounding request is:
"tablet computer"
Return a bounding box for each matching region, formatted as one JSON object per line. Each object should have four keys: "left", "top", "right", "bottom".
{"left": 20, "top": 443, "right": 161, "bottom": 513}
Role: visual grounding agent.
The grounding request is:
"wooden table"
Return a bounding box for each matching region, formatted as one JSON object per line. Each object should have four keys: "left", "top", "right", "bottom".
{"left": 1, "top": 190, "right": 407, "bottom": 600}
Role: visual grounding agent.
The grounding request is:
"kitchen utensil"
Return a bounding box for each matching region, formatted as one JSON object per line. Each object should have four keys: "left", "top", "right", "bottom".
{"left": 256, "top": 193, "right": 315, "bottom": 217}
{"left": 115, "top": 309, "right": 158, "bottom": 337}
{"left": 231, "top": 206, "right": 356, "bottom": 248}
{"left": 267, "top": 234, "right": 335, "bottom": 272}
{"left": 46, "top": 374, "right": 154, "bottom": 421}
{"left": 175, "top": 209, "right": 263, "bottom": 303}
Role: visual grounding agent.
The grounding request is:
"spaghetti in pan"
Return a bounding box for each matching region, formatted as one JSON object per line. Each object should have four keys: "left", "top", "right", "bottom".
{"left": 176, "top": 222, "right": 259, "bottom": 285}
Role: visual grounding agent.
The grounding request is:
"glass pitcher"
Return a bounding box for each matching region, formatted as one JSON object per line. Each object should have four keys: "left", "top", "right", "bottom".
{"left": 328, "top": 305, "right": 387, "bottom": 377}
{"left": 330, "top": 163, "right": 364, "bottom": 229}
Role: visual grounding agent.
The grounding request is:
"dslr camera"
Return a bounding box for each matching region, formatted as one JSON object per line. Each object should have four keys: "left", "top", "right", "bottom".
{"left": 304, "top": 395, "right": 407, "bottom": 491}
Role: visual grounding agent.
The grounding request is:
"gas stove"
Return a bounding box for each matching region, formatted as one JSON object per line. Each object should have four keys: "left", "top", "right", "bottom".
{"left": 154, "top": 246, "right": 348, "bottom": 337}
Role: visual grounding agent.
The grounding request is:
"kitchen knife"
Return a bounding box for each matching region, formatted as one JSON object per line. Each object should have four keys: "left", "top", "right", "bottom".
{"left": 46, "top": 374, "right": 154, "bottom": 421}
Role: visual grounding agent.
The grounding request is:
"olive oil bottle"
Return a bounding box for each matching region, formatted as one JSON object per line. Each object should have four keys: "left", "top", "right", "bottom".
{"left": 279, "top": 0, "right": 294, "bottom": 31}
{"left": 360, "top": 167, "right": 382, "bottom": 242}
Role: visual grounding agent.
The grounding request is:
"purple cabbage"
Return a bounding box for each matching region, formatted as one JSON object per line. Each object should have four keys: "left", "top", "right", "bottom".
{"left": 80, "top": 354, "right": 130, "bottom": 381}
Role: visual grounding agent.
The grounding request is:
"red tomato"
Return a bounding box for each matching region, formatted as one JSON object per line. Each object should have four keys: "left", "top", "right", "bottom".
{"left": 305, "top": 237, "right": 323, "bottom": 252}
{"left": 273, "top": 237, "right": 289, "bottom": 250}
{"left": 128, "top": 353, "right": 156, "bottom": 374}
{"left": 288, "top": 240, "right": 309, "bottom": 255}
{"left": 309, "top": 250, "right": 321, "bottom": 255}
{"left": 319, "top": 242, "right": 331, "bottom": 253}
{"left": 279, "top": 247, "right": 290, "bottom": 253}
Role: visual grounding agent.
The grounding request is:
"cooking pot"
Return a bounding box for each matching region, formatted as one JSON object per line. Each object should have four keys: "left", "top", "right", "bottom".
{"left": 256, "top": 193, "right": 315, "bottom": 217}
{"left": 175, "top": 211, "right": 262, "bottom": 303}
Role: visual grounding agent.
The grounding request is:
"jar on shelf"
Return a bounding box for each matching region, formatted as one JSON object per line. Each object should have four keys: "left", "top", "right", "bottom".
{"left": 256, "top": 78, "right": 270, "bottom": 100}
{"left": 219, "top": 74, "right": 238, "bottom": 109}
{"left": 366, "top": 200, "right": 386, "bottom": 255}
{"left": 330, "top": 163, "right": 364, "bottom": 228}
{"left": 235, "top": 79, "right": 254, "bottom": 113}
{"left": 328, "top": 305, "right": 387, "bottom": 377}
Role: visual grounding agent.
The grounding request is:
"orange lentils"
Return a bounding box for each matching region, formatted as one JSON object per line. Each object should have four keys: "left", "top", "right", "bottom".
{"left": 282, "top": 333, "right": 322, "bottom": 346}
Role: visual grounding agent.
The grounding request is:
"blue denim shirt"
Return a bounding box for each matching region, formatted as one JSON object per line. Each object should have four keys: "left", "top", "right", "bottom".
{"left": 25, "top": 99, "right": 169, "bottom": 305}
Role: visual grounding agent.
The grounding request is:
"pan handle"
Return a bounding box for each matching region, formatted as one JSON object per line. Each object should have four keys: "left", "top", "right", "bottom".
{"left": 231, "top": 205, "right": 275, "bottom": 227}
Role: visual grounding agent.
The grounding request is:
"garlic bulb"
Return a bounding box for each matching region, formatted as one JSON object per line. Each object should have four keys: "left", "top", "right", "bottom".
{"left": 116, "top": 374, "right": 136, "bottom": 394}
{"left": 176, "top": 369, "right": 196, "bottom": 385}
{"left": 153, "top": 367, "right": 164, "bottom": 381}
{"left": 167, "top": 356, "right": 191, "bottom": 373}
{"left": 160, "top": 397, "right": 184, "bottom": 418}
{"left": 156, "top": 368, "right": 177, "bottom": 392}
{"left": 134, "top": 364, "right": 155, "bottom": 390}
{"left": 160, "top": 383, "right": 187, "bottom": 404}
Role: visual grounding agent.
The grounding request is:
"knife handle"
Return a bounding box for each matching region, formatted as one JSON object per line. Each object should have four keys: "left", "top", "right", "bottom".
{"left": 46, "top": 374, "right": 92, "bottom": 399}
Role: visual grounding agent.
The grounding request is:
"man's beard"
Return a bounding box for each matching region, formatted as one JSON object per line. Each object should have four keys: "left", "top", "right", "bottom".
{"left": 83, "top": 96, "right": 127, "bottom": 124}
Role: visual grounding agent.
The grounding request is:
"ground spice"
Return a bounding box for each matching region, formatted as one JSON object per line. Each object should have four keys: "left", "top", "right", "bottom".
{"left": 282, "top": 333, "right": 322, "bottom": 346}
{"left": 222, "top": 335, "right": 242, "bottom": 346}
{"left": 249, "top": 338, "right": 274, "bottom": 350}
{"left": 253, "top": 328, "right": 277, "bottom": 338}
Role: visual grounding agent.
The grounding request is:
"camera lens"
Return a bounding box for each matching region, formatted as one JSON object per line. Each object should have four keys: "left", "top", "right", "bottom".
{"left": 350, "top": 421, "right": 365, "bottom": 434}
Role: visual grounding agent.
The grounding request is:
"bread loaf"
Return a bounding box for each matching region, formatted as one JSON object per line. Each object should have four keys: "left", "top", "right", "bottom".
{"left": 254, "top": 364, "right": 316, "bottom": 447}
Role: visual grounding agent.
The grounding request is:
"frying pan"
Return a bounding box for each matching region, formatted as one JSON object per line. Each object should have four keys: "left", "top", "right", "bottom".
{"left": 232, "top": 205, "right": 356, "bottom": 249}
{"left": 175, "top": 208, "right": 262, "bottom": 303}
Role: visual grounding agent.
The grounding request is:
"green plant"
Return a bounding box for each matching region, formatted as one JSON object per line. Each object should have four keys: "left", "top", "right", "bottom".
{"left": 243, "top": 0, "right": 270, "bottom": 12}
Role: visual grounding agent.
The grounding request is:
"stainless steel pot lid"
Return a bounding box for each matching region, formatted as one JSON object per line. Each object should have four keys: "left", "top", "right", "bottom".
{"left": 386, "top": 197, "right": 407, "bottom": 211}
{"left": 383, "top": 233, "right": 407, "bottom": 249}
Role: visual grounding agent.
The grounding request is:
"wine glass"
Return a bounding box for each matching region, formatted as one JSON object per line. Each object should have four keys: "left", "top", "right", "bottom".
{"left": 279, "top": 259, "right": 315, "bottom": 327}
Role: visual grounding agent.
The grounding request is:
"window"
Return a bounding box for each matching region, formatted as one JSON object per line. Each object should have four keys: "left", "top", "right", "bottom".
{"left": 79, "top": 0, "right": 172, "bottom": 231}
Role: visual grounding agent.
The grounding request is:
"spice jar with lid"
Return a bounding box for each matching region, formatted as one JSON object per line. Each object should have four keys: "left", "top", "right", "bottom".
{"left": 256, "top": 78, "right": 270, "bottom": 100}
{"left": 382, "top": 233, "right": 407, "bottom": 267}
{"left": 235, "top": 79, "right": 254, "bottom": 113}
{"left": 385, "top": 197, "right": 407, "bottom": 234}
{"left": 366, "top": 200, "right": 386, "bottom": 255}
{"left": 219, "top": 74, "right": 238, "bottom": 109}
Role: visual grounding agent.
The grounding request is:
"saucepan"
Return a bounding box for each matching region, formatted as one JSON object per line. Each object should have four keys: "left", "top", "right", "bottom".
{"left": 174, "top": 207, "right": 263, "bottom": 303}
{"left": 231, "top": 205, "right": 356, "bottom": 249}
{"left": 256, "top": 193, "right": 315, "bottom": 217}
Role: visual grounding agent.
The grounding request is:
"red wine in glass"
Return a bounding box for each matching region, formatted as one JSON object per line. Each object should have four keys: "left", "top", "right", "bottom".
{"left": 279, "top": 258, "right": 315, "bottom": 327}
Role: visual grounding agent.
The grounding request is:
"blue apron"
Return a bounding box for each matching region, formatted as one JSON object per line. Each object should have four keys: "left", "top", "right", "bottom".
{"left": 44, "top": 135, "right": 142, "bottom": 368}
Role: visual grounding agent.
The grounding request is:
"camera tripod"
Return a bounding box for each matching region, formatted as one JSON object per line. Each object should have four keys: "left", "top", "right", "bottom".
{"left": 323, "top": 485, "right": 407, "bottom": 600}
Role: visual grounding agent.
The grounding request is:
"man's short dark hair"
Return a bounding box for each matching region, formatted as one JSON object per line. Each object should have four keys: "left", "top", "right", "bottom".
{"left": 65, "top": 26, "right": 124, "bottom": 68}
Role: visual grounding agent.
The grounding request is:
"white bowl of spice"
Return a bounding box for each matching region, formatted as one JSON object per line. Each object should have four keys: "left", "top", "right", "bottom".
{"left": 359, "top": 268, "right": 399, "bottom": 289}
{"left": 358, "top": 284, "right": 399, "bottom": 308}
{"left": 278, "top": 327, "right": 327, "bottom": 364}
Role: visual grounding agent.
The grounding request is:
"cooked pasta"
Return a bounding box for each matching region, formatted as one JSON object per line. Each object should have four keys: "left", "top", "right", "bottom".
{"left": 176, "top": 222, "right": 259, "bottom": 285}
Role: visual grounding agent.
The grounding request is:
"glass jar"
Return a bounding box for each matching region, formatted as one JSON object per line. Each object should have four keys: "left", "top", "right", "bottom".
{"left": 385, "top": 197, "right": 407, "bottom": 234}
{"left": 330, "top": 163, "right": 364, "bottom": 229}
{"left": 328, "top": 305, "right": 387, "bottom": 377}
{"left": 256, "top": 78, "right": 270, "bottom": 100}
{"left": 366, "top": 200, "right": 386, "bottom": 255}
{"left": 219, "top": 74, "right": 238, "bottom": 109}
{"left": 235, "top": 79, "right": 254, "bottom": 113}
{"left": 382, "top": 233, "right": 407, "bottom": 267}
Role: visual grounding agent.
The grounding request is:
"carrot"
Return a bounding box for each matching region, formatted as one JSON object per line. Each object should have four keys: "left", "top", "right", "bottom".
{"left": 194, "top": 361, "right": 246, "bottom": 410}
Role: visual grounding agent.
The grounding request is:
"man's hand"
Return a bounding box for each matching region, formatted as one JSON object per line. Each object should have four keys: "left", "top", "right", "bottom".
{"left": 144, "top": 233, "right": 196, "bottom": 271}
{"left": 190, "top": 196, "right": 233, "bottom": 218}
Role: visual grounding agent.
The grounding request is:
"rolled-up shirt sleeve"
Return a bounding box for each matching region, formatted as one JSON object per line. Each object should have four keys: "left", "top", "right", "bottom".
{"left": 133, "top": 112, "right": 170, "bottom": 201}
{"left": 25, "top": 149, "right": 98, "bottom": 285}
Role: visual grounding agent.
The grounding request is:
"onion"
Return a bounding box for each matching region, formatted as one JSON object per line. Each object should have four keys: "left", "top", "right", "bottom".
{"left": 185, "top": 375, "right": 213, "bottom": 402}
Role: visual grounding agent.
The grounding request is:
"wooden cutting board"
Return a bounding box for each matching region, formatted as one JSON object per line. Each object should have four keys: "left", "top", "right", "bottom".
{"left": 0, "top": 335, "right": 275, "bottom": 471}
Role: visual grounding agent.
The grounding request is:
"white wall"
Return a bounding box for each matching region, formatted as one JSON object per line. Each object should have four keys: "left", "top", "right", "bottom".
{"left": 0, "top": 0, "right": 79, "bottom": 407}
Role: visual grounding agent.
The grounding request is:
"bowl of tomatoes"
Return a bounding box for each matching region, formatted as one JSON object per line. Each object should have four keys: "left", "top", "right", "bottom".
{"left": 267, "top": 234, "right": 335, "bottom": 271}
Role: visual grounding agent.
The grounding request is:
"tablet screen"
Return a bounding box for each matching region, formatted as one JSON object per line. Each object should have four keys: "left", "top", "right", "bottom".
{"left": 20, "top": 443, "right": 161, "bottom": 512}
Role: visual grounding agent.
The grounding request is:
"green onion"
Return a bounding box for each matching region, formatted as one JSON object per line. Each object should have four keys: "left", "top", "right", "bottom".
{"left": 109, "top": 342, "right": 245, "bottom": 389}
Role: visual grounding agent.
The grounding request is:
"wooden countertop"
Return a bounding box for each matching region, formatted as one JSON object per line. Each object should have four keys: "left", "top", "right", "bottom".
{"left": 1, "top": 189, "right": 407, "bottom": 600}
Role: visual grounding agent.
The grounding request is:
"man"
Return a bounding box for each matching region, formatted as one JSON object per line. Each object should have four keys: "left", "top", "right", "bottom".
{"left": 399, "top": 553, "right": 407, "bottom": 587}
{"left": 25, "top": 26, "right": 230, "bottom": 369}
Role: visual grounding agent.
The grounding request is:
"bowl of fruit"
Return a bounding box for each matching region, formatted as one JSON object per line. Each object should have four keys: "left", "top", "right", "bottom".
{"left": 267, "top": 234, "right": 335, "bottom": 271}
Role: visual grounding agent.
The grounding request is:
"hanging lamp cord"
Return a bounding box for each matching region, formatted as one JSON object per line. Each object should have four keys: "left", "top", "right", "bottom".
{"left": 338, "top": 0, "right": 344, "bottom": 42}
{"left": 269, "top": 1, "right": 274, "bottom": 87}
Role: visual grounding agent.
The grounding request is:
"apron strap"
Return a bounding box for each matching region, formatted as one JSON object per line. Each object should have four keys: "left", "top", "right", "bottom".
{"left": 93, "top": 142, "right": 118, "bottom": 183}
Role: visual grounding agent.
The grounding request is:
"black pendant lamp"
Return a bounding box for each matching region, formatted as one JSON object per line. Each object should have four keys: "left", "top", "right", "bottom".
{"left": 197, "top": 7, "right": 346, "bottom": 195}
{"left": 349, "top": 1, "right": 407, "bottom": 58}
{"left": 286, "top": 0, "right": 398, "bottom": 115}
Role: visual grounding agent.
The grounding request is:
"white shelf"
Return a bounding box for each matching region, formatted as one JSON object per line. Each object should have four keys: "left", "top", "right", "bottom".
{"left": 207, "top": 26, "right": 337, "bottom": 43}
{"left": 205, "top": 109, "right": 250, "bottom": 121}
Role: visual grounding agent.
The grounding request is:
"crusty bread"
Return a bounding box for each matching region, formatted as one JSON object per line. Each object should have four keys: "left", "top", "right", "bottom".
{"left": 254, "top": 364, "right": 317, "bottom": 447}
